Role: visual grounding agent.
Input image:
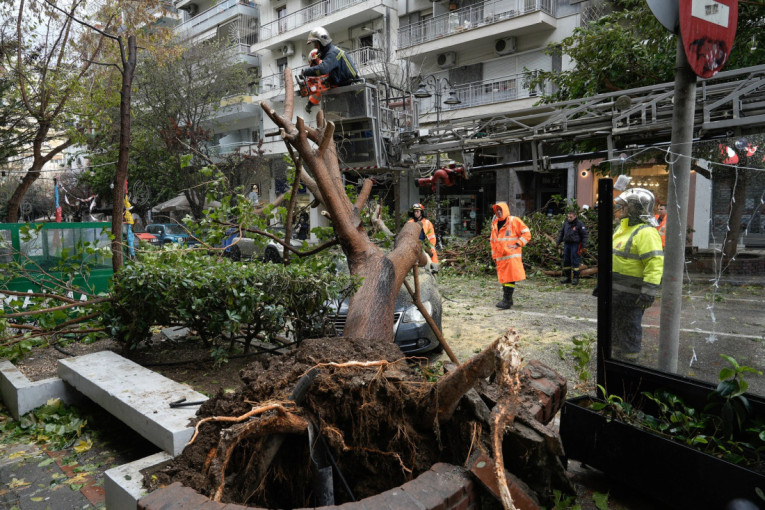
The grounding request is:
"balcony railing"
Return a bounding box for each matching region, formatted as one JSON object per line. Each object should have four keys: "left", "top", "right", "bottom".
{"left": 260, "top": 0, "right": 367, "bottom": 41}
{"left": 175, "top": 0, "right": 259, "bottom": 44}
{"left": 349, "top": 47, "right": 384, "bottom": 67}
{"left": 398, "top": 0, "right": 554, "bottom": 49}
{"left": 418, "top": 72, "right": 550, "bottom": 113}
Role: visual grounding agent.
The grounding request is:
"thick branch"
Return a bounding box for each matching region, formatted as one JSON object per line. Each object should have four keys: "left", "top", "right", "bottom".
{"left": 354, "top": 179, "right": 374, "bottom": 211}
{"left": 420, "top": 336, "right": 502, "bottom": 426}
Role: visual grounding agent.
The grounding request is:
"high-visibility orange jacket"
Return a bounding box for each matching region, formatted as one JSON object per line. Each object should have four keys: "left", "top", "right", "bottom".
{"left": 490, "top": 202, "right": 531, "bottom": 284}
{"left": 655, "top": 214, "right": 667, "bottom": 247}
{"left": 408, "top": 217, "right": 438, "bottom": 263}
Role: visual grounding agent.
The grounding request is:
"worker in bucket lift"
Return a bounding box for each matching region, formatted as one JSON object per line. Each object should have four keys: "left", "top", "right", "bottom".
{"left": 408, "top": 203, "right": 439, "bottom": 264}
{"left": 301, "top": 26, "right": 358, "bottom": 114}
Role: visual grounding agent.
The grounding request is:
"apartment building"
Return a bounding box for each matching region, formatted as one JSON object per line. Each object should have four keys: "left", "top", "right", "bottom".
{"left": 172, "top": 0, "right": 593, "bottom": 237}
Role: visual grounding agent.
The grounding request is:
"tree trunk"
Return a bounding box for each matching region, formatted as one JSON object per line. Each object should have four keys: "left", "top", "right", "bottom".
{"left": 722, "top": 168, "right": 748, "bottom": 262}
{"left": 261, "top": 68, "right": 425, "bottom": 343}
{"left": 111, "top": 35, "right": 137, "bottom": 272}
{"left": 6, "top": 135, "right": 73, "bottom": 223}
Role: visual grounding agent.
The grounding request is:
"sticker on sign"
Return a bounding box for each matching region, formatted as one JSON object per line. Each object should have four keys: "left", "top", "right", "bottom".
{"left": 691, "top": 0, "right": 729, "bottom": 28}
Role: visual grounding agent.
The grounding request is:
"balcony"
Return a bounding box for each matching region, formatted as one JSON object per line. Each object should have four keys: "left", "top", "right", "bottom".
{"left": 175, "top": 0, "right": 259, "bottom": 43}
{"left": 253, "top": 0, "right": 391, "bottom": 51}
{"left": 417, "top": 72, "right": 551, "bottom": 117}
{"left": 210, "top": 94, "right": 262, "bottom": 124}
{"left": 398, "top": 0, "right": 554, "bottom": 50}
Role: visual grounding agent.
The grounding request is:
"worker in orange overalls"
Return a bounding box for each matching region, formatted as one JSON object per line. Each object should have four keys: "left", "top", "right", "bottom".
{"left": 408, "top": 203, "right": 438, "bottom": 264}
{"left": 490, "top": 202, "right": 531, "bottom": 309}
{"left": 655, "top": 203, "right": 667, "bottom": 247}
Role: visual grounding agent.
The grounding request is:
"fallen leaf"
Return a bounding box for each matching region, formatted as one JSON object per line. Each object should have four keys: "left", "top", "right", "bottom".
{"left": 30, "top": 497, "right": 43, "bottom": 502}
{"left": 73, "top": 439, "right": 92, "bottom": 454}
{"left": 37, "top": 458, "right": 55, "bottom": 467}
{"left": 8, "top": 478, "right": 30, "bottom": 489}
{"left": 69, "top": 483, "right": 84, "bottom": 491}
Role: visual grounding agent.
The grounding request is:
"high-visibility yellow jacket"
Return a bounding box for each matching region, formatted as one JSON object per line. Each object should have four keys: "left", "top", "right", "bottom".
{"left": 612, "top": 218, "right": 664, "bottom": 296}
{"left": 408, "top": 217, "right": 438, "bottom": 263}
{"left": 490, "top": 202, "right": 531, "bottom": 283}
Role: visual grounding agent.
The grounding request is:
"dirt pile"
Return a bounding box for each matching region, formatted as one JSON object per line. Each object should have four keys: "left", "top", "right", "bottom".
{"left": 148, "top": 335, "right": 567, "bottom": 508}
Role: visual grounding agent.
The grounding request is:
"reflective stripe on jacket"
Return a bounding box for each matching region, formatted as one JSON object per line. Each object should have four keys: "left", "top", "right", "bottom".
{"left": 612, "top": 218, "right": 664, "bottom": 296}
{"left": 490, "top": 202, "right": 531, "bottom": 283}
{"left": 408, "top": 217, "right": 438, "bottom": 263}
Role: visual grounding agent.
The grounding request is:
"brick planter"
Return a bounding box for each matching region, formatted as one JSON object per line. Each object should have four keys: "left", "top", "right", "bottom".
{"left": 138, "top": 463, "right": 478, "bottom": 510}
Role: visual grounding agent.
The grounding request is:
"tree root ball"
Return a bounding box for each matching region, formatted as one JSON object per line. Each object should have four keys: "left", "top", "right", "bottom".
{"left": 147, "top": 337, "right": 480, "bottom": 508}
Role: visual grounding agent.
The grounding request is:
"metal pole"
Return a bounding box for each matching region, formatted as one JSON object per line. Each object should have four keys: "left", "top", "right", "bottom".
{"left": 658, "top": 36, "right": 697, "bottom": 373}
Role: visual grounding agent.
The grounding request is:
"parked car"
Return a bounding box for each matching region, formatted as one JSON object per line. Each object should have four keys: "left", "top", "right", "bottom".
{"left": 122, "top": 223, "right": 159, "bottom": 247}
{"left": 146, "top": 223, "right": 200, "bottom": 246}
{"left": 329, "top": 260, "right": 443, "bottom": 355}
{"left": 222, "top": 226, "right": 302, "bottom": 262}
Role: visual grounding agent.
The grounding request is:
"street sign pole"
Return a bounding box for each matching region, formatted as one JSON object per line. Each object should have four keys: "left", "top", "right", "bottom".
{"left": 658, "top": 35, "right": 697, "bottom": 374}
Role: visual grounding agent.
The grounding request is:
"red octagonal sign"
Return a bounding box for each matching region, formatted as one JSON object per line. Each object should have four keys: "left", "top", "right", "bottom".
{"left": 680, "top": 0, "right": 738, "bottom": 78}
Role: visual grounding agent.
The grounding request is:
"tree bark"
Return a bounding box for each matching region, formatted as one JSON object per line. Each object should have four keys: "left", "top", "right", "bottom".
{"left": 111, "top": 35, "right": 137, "bottom": 272}
{"left": 261, "top": 69, "right": 425, "bottom": 343}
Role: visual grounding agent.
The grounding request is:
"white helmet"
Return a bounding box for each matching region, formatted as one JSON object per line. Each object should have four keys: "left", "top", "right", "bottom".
{"left": 615, "top": 188, "right": 658, "bottom": 227}
{"left": 306, "top": 27, "right": 331, "bottom": 46}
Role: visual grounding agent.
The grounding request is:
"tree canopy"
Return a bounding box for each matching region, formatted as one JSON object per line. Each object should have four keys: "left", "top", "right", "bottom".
{"left": 533, "top": 0, "right": 765, "bottom": 102}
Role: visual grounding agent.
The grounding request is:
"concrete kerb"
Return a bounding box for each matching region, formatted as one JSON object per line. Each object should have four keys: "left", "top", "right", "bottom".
{"left": 0, "top": 359, "right": 83, "bottom": 421}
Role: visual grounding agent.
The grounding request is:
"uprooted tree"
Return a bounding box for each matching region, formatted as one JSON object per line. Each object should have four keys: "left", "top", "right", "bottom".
{"left": 147, "top": 69, "right": 574, "bottom": 509}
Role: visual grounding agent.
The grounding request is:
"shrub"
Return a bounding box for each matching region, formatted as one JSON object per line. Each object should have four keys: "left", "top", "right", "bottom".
{"left": 104, "top": 250, "right": 357, "bottom": 354}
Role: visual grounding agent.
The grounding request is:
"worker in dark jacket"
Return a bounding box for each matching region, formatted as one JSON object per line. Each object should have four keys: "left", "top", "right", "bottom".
{"left": 300, "top": 26, "right": 358, "bottom": 113}
{"left": 557, "top": 208, "right": 588, "bottom": 285}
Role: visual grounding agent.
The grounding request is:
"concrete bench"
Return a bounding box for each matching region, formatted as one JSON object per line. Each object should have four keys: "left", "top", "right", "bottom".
{"left": 58, "top": 351, "right": 207, "bottom": 456}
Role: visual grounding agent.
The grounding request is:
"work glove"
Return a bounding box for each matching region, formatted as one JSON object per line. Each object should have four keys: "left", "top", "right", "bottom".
{"left": 635, "top": 293, "right": 655, "bottom": 309}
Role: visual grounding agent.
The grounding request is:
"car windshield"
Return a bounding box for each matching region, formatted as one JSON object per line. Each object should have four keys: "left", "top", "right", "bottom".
{"left": 164, "top": 224, "right": 187, "bottom": 235}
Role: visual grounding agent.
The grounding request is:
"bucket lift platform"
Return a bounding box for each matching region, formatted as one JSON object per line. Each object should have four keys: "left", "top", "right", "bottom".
{"left": 321, "top": 82, "right": 419, "bottom": 173}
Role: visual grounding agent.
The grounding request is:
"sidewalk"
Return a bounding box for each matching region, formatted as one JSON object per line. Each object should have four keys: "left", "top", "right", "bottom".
{"left": 0, "top": 401, "right": 158, "bottom": 509}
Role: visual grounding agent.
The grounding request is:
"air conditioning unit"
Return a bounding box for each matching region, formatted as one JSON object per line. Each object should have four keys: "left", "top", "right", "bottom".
{"left": 494, "top": 36, "right": 517, "bottom": 55}
{"left": 437, "top": 51, "right": 456, "bottom": 69}
{"left": 281, "top": 42, "right": 295, "bottom": 56}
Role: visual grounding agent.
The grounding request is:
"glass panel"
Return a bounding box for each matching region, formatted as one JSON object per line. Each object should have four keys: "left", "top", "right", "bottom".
{"left": 606, "top": 136, "right": 765, "bottom": 399}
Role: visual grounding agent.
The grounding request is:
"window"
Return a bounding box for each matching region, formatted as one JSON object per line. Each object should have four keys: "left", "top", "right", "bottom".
{"left": 277, "top": 6, "right": 287, "bottom": 33}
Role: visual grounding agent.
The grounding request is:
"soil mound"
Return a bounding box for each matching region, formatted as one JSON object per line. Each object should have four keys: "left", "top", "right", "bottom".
{"left": 148, "top": 337, "right": 476, "bottom": 508}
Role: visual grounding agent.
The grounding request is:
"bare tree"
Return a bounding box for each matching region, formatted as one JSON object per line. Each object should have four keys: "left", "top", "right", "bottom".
{"left": 2, "top": 0, "right": 113, "bottom": 222}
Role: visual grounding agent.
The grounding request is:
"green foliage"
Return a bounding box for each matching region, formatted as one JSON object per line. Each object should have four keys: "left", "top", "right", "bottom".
{"left": 104, "top": 250, "right": 358, "bottom": 359}
{"left": 544, "top": 489, "right": 609, "bottom": 510}
{"left": 591, "top": 358, "right": 764, "bottom": 467}
{"left": 558, "top": 333, "right": 595, "bottom": 388}
{"left": 530, "top": 0, "right": 765, "bottom": 104}
{"left": 1, "top": 399, "right": 87, "bottom": 450}
{"left": 706, "top": 354, "right": 763, "bottom": 437}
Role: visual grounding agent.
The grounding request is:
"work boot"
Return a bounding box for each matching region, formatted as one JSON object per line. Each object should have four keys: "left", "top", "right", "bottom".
{"left": 495, "top": 286, "right": 513, "bottom": 309}
{"left": 572, "top": 270, "right": 580, "bottom": 286}
{"left": 560, "top": 269, "right": 572, "bottom": 284}
{"left": 305, "top": 102, "right": 314, "bottom": 114}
